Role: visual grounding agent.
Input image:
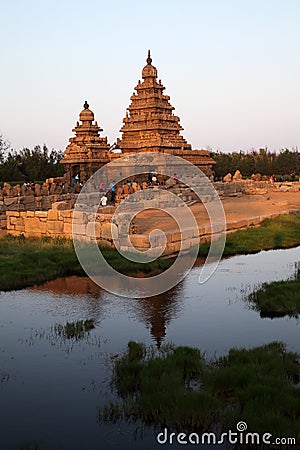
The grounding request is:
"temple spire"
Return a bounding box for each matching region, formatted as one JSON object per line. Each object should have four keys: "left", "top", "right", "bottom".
{"left": 84, "top": 100, "right": 89, "bottom": 109}
{"left": 146, "top": 49, "right": 152, "bottom": 65}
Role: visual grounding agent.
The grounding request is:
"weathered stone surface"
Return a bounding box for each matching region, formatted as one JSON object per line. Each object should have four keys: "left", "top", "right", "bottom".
{"left": 72, "top": 223, "right": 86, "bottom": 235}
{"left": 52, "top": 201, "right": 70, "bottom": 210}
{"left": 129, "top": 234, "right": 150, "bottom": 249}
{"left": 25, "top": 188, "right": 34, "bottom": 197}
{"left": 251, "top": 173, "right": 262, "bottom": 181}
{"left": 232, "top": 170, "right": 242, "bottom": 181}
{"left": 46, "top": 221, "right": 64, "bottom": 234}
{"left": 6, "top": 211, "right": 20, "bottom": 217}
{"left": 72, "top": 211, "right": 88, "bottom": 223}
{"left": 41, "top": 197, "right": 52, "bottom": 209}
{"left": 47, "top": 209, "right": 59, "bottom": 221}
{"left": 35, "top": 211, "right": 48, "bottom": 218}
{"left": 59, "top": 210, "right": 73, "bottom": 219}
{"left": 9, "top": 216, "right": 24, "bottom": 226}
{"left": 245, "top": 188, "right": 268, "bottom": 195}
{"left": 86, "top": 222, "right": 101, "bottom": 238}
{"left": 100, "top": 222, "right": 113, "bottom": 240}
{"left": 24, "top": 217, "right": 47, "bottom": 233}
{"left": 63, "top": 222, "right": 73, "bottom": 235}
{"left": 223, "top": 173, "right": 232, "bottom": 182}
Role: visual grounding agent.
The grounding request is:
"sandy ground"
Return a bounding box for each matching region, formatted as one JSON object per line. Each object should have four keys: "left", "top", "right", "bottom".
{"left": 134, "top": 190, "right": 300, "bottom": 234}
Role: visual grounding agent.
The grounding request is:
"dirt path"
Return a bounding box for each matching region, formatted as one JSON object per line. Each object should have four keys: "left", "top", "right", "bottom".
{"left": 134, "top": 190, "right": 300, "bottom": 235}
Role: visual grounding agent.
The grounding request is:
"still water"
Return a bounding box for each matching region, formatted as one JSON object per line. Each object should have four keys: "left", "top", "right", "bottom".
{"left": 0, "top": 247, "right": 299, "bottom": 450}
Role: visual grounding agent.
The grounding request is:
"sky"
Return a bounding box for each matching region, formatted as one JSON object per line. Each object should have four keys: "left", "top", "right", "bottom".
{"left": 1, "top": 0, "right": 300, "bottom": 154}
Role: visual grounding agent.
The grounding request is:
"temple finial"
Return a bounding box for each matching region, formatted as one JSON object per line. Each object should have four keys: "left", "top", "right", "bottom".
{"left": 147, "top": 49, "right": 152, "bottom": 65}
{"left": 83, "top": 100, "right": 89, "bottom": 109}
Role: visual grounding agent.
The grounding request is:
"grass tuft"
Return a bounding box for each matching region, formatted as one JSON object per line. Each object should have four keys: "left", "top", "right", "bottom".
{"left": 54, "top": 318, "right": 95, "bottom": 340}
{"left": 247, "top": 265, "right": 300, "bottom": 317}
{"left": 101, "top": 341, "right": 300, "bottom": 440}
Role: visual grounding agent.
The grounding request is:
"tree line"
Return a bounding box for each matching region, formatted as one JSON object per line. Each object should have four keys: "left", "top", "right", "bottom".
{"left": 1, "top": 134, "right": 300, "bottom": 183}
{"left": 0, "top": 135, "right": 64, "bottom": 183}
{"left": 212, "top": 148, "right": 300, "bottom": 180}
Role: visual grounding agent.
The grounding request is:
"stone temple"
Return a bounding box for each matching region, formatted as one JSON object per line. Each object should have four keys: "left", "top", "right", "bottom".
{"left": 61, "top": 51, "right": 215, "bottom": 183}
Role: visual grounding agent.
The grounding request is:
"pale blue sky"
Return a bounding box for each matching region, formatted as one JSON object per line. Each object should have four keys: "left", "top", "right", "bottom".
{"left": 1, "top": 0, "right": 300, "bottom": 153}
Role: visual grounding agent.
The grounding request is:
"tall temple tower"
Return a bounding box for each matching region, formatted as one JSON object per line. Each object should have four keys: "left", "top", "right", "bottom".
{"left": 61, "top": 101, "right": 111, "bottom": 184}
{"left": 61, "top": 51, "right": 215, "bottom": 183}
{"left": 117, "top": 50, "right": 215, "bottom": 175}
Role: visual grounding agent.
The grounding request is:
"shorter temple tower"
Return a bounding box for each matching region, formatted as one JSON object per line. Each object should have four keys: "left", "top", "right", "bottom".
{"left": 61, "top": 101, "right": 111, "bottom": 184}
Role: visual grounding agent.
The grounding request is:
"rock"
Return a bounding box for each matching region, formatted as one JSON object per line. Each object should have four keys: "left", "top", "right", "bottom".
{"left": 52, "top": 201, "right": 70, "bottom": 211}
{"left": 223, "top": 173, "right": 232, "bottom": 182}
{"left": 35, "top": 184, "right": 41, "bottom": 196}
{"left": 25, "top": 188, "right": 34, "bottom": 196}
{"left": 245, "top": 188, "right": 268, "bottom": 195}
{"left": 232, "top": 170, "right": 242, "bottom": 181}
{"left": 251, "top": 173, "right": 262, "bottom": 181}
{"left": 4, "top": 197, "right": 18, "bottom": 206}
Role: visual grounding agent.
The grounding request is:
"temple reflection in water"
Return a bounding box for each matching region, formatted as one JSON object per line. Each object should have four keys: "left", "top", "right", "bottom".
{"left": 32, "top": 276, "right": 182, "bottom": 347}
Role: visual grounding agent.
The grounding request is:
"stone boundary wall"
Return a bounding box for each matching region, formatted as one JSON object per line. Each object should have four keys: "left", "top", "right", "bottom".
{"left": 214, "top": 180, "right": 300, "bottom": 197}
{"left": 1, "top": 179, "right": 299, "bottom": 217}
{"left": 5, "top": 210, "right": 114, "bottom": 245}
{"left": 5, "top": 206, "right": 300, "bottom": 257}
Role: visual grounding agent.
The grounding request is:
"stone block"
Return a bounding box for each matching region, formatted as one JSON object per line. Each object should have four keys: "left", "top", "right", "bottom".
{"left": 129, "top": 234, "right": 150, "bottom": 249}
{"left": 59, "top": 210, "right": 73, "bottom": 219}
{"left": 165, "top": 241, "right": 181, "bottom": 254}
{"left": 63, "top": 222, "right": 73, "bottom": 235}
{"left": 41, "top": 198, "right": 52, "bottom": 209}
{"left": 86, "top": 222, "right": 101, "bottom": 238}
{"left": 35, "top": 211, "right": 48, "bottom": 218}
{"left": 72, "top": 223, "right": 86, "bottom": 235}
{"left": 24, "top": 217, "right": 47, "bottom": 233}
{"left": 6, "top": 221, "right": 15, "bottom": 230}
{"left": 47, "top": 209, "right": 59, "bottom": 221}
{"left": 72, "top": 211, "right": 88, "bottom": 223}
{"left": 6, "top": 211, "right": 20, "bottom": 217}
{"left": 63, "top": 217, "right": 73, "bottom": 223}
{"left": 52, "top": 201, "right": 70, "bottom": 210}
{"left": 101, "top": 222, "right": 113, "bottom": 240}
{"left": 171, "top": 231, "right": 181, "bottom": 242}
{"left": 22, "top": 196, "right": 35, "bottom": 205}
{"left": 46, "top": 221, "right": 64, "bottom": 234}
{"left": 4, "top": 197, "right": 18, "bottom": 206}
{"left": 10, "top": 217, "right": 24, "bottom": 226}
{"left": 15, "top": 225, "right": 26, "bottom": 231}
{"left": 180, "top": 239, "right": 193, "bottom": 251}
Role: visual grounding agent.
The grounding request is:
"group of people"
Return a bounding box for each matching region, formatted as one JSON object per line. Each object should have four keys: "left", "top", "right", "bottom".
{"left": 269, "top": 173, "right": 295, "bottom": 183}
{"left": 99, "top": 174, "right": 174, "bottom": 207}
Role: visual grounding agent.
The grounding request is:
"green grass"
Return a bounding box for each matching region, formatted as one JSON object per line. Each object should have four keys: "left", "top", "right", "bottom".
{"left": 199, "top": 213, "right": 300, "bottom": 257}
{"left": 247, "top": 266, "right": 300, "bottom": 317}
{"left": 54, "top": 318, "right": 95, "bottom": 340}
{"left": 101, "top": 341, "right": 300, "bottom": 440}
{"left": 0, "top": 235, "right": 173, "bottom": 291}
{"left": 0, "top": 234, "right": 83, "bottom": 291}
